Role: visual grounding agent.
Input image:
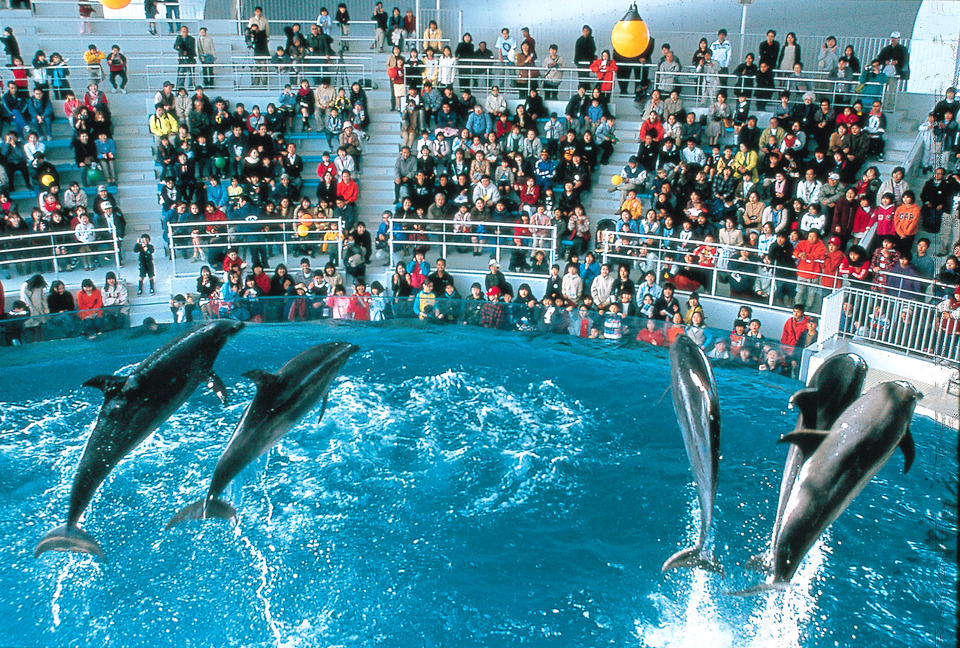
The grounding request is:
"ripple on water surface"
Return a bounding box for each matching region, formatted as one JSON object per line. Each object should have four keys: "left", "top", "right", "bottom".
{"left": 0, "top": 324, "right": 954, "bottom": 647}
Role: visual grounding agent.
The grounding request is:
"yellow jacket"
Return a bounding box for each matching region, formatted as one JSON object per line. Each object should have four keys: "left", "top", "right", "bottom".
{"left": 83, "top": 49, "right": 105, "bottom": 67}
{"left": 149, "top": 113, "right": 179, "bottom": 137}
{"left": 732, "top": 150, "right": 758, "bottom": 182}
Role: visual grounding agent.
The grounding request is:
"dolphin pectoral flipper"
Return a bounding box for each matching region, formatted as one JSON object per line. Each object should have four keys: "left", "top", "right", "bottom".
{"left": 661, "top": 546, "right": 725, "bottom": 576}
{"left": 899, "top": 428, "right": 915, "bottom": 473}
{"left": 205, "top": 372, "right": 229, "bottom": 405}
{"left": 165, "top": 497, "right": 239, "bottom": 529}
{"left": 789, "top": 387, "right": 819, "bottom": 429}
{"left": 35, "top": 524, "right": 104, "bottom": 559}
{"left": 82, "top": 374, "right": 127, "bottom": 397}
{"left": 777, "top": 429, "right": 830, "bottom": 455}
{"left": 318, "top": 393, "right": 329, "bottom": 424}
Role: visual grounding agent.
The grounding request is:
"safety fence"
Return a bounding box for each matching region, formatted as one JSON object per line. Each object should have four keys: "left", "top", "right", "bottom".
{"left": 0, "top": 226, "right": 121, "bottom": 280}
{"left": 823, "top": 285, "right": 959, "bottom": 365}
{"left": 397, "top": 60, "right": 889, "bottom": 108}
{"left": 387, "top": 216, "right": 558, "bottom": 272}
{"left": 0, "top": 290, "right": 817, "bottom": 380}
{"left": 145, "top": 60, "right": 373, "bottom": 93}
{"left": 167, "top": 216, "right": 345, "bottom": 278}
{"left": 598, "top": 229, "right": 952, "bottom": 316}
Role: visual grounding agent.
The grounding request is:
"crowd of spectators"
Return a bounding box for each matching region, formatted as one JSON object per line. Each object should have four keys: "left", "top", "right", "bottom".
{"left": 1, "top": 14, "right": 958, "bottom": 367}
{"left": 0, "top": 30, "right": 129, "bottom": 282}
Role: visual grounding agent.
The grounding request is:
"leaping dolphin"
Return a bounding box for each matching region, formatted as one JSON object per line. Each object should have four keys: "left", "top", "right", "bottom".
{"left": 748, "top": 353, "right": 868, "bottom": 570}
{"left": 662, "top": 335, "right": 723, "bottom": 575}
{"left": 35, "top": 320, "right": 243, "bottom": 559}
{"left": 166, "top": 342, "right": 359, "bottom": 528}
{"left": 734, "top": 381, "right": 920, "bottom": 594}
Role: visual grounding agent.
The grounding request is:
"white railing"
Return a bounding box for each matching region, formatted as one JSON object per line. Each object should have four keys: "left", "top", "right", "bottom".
{"left": 1, "top": 226, "right": 121, "bottom": 279}
{"left": 599, "top": 228, "right": 949, "bottom": 315}
{"left": 167, "top": 217, "right": 344, "bottom": 278}
{"left": 395, "top": 60, "right": 887, "bottom": 109}
{"left": 145, "top": 60, "right": 372, "bottom": 93}
{"left": 831, "top": 285, "right": 959, "bottom": 365}
{"left": 388, "top": 216, "right": 557, "bottom": 273}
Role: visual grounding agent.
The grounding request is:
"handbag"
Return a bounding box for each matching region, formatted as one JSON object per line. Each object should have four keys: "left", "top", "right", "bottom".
{"left": 347, "top": 253, "right": 363, "bottom": 267}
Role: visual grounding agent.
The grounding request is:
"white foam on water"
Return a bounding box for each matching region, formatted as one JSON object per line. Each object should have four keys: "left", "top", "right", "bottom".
{"left": 49, "top": 555, "right": 75, "bottom": 628}
{"left": 637, "top": 496, "right": 734, "bottom": 648}
{"left": 237, "top": 524, "right": 284, "bottom": 648}
{"left": 741, "top": 533, "right": 828, "bottom": 648}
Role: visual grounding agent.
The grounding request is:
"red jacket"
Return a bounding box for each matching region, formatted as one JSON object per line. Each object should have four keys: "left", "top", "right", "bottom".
{"left": 820, "top": 250, "right": 845, "bottom": 288}
{"left": 336, "top": 179, "right": 359, "bottom": 204}
{"left": 781, "top": 315, "right": 809, "bottom": 347}
{"left": 76, "top": 288, "right": 103, "bottom": 320}
{"left": 589, "top": 58, "right": 618, "bottom": 92}
{"left": 793, "top": 239, "right": 826, "bottom": 279}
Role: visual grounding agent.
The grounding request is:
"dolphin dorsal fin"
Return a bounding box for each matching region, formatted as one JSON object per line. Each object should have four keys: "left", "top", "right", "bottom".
{"left": 82, "top": 374, "right": 126, "bottom": 398}
{"left": 899, "top": 428, "right": 916, "bottom": 474}
{"left": 789, "top": 388, "right": 819, "bottom": 429}
{"left": 242, "top": 370, "right": 279, "bottom": 390}
{"left": 777, "top": 428, "right": 830, "bottom": 455}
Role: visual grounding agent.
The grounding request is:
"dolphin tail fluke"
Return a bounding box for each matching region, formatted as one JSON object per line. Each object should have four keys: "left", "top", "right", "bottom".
{"left": 661, "top": 547, "right": 725, "bottom": 577}
{"left": 726, "top": 581, "right": 792, "bottom": 596}
{"left": 34, "top": 524, "right": 105, "bottom": 559}
{"left": 165, "top": 497, "right": 238, "bottom": 530}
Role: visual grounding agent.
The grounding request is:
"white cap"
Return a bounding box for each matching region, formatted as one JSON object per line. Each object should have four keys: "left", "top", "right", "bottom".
{"left": 891, "top": 31, "right": 901, "bottom": 38}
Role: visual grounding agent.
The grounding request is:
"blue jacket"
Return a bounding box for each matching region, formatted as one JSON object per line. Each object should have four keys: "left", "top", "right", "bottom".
{"left": 26, "top": 96, "right": 52, "bottom": 122}
{"left": 465, "top": 111, "right": 490, "bottom": 136}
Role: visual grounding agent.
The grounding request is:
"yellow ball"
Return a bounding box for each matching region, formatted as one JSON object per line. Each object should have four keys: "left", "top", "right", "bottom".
{"left": 297, "top": 224, "right": 310, "bottom": 237}
{"left": 611, "top": 11, "right": 651, "bottom": 59}
{"left": 611, "top": 174, "right": 623, "bottom": 186}
{"left": 40, "top": 174, "right": 55, "bottom": 187}
{"left": 100, "top": 0, "right": 133, "bottom": 9}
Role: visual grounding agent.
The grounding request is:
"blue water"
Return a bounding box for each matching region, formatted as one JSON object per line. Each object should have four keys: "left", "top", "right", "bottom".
{"left": 0, "top": 323, "right": 955, "bottom": 647}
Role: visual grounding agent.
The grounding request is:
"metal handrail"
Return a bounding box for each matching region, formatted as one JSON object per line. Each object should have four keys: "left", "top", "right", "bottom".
{"left": 166, "top": 216, "right": 344, "bottom": 278}
{"left": 0, "top": 225, "right": 121, "bottom": 280}
{"left": 388, "top": 215, "right": 557, "bottom": 272}
{"left": 598, "top": 228, "right": 948, "bottom": 313}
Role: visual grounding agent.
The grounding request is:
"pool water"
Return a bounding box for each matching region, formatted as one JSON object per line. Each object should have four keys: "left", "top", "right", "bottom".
{"left": 0, "top": 323, "right": 955, "bottom": 648}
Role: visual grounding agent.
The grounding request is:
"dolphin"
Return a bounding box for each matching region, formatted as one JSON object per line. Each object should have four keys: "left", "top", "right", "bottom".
{"left": 734, "top": 381, "right": 920, "bottom": 594}
{"left": 748, "top": 353, "right": 868, "bottom": 570}
{"left": 662, "top": 335, "right": 723, "bottom": 575}
{"left": 35, "top": 320, "right": 243, "bottom": 559}
{"left": 166, "top": 341, "right": 358, "bottom": 528}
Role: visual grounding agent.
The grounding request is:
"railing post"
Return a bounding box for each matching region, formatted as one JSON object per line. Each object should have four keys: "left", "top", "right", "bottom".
{"left": 337, "top": 218, "right": 344, "bottom": 266}
{"left": 113, "top": 233, "right": 121, "bottom": 274}
{"left": 389, "top": 218, "right": 395, "bottom": 269}
{"left": 168, "top": 222, "right": 177, "bottom": 278}
{"left": 51, "top": 233, "right": 60, "bottom": 281}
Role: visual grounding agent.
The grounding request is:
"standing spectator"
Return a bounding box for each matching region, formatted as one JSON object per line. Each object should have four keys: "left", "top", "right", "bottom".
{"left": 79, "top": 0, "right": 95, "bottom": 35}
{"left": 758, "top": 30, "right": 780, "bottom": 70}
{"left": 165, "top": 0, "right": 181, "bottom": 33}
{"left": 574, "top": 25, "right": 597, "bottom": 81}
{"left": 174, "top": 26, "right": 197, "bottom": 89}
{"left": 248, "top": 6, "right": 269, "bottom": 39}
{"left": 590, "top": 50, "right": 618, "bottom": 104}
{"left": 333, "top": 2, "right": 350, "bottom": 51}
{"left": 423, "top": 20, "right": 442, "bottom": 51}
{"left": 83, "top": 43, "right": 105, "bottom": 84}
{"left": 370, "top": 2, "right": 388, "bottom": 52}
{"left": 145, "top": 0, "right": 158, "bottom": 35}
{"left": 197, "top": 28, "right": 217, "bottom": 87}
{"left": 877, "top": 31, "right": 909, "bottom": 95}
{"left": 134, "top": 233, "right": 156, "bottom": 294}
{"left": 1, "top": 27, "right": 21, "bottom": 66}
{"left": 710, "top": 29, "right": 732, "bottom": 90}
{"left": 106, "top": 45, "right": 127, "bottom": 94}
